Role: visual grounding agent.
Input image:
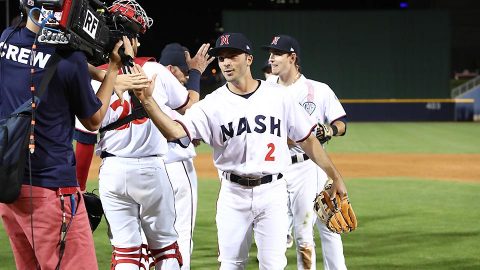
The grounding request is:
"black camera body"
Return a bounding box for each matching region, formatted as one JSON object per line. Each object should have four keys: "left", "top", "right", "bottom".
{"left": 32, "top": 0, "right": 134, "bottom": 65}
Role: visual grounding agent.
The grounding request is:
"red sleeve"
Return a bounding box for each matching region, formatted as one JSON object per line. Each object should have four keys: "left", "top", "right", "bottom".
{"left": 75, "top": 142, "right": 95, "bottom": 191}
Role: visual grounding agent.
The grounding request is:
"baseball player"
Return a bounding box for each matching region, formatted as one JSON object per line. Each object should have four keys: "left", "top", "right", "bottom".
{"left": 131, "top": 32, "right": 349, "bottom": 270}
{"left": 92, "top": 1, "right": 184, "bottom": 269}
{"left": 158, "top": 42, "right": 214, "bottom": 269}
{"left": 74, "top": 43, "right": 211, "bottom": 270}
{"left": 263, "top": 34, "right": 348, "bottom": 269}
{"left": 74, "top": 71, "right": 149, "bottom": 191}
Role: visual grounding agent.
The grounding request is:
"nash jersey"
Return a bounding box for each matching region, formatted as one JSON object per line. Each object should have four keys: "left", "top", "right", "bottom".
{"left": 95, "top": 61, "right": 189, "bottom": 158}
{"left": 175, "top": 80, "right": 316, "bottom": 177}
{"left": 267, "top": 75, "right": 346, "bottom": 155}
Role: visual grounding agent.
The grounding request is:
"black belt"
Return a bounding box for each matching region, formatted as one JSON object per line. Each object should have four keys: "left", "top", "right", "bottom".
{"left": 100, "top": 151, "right": 116, "bottom": 158}
{"left": 100, "top": 151, "right": 159, "bottom": 159}
{"left": 291, "top": 153, "right": 310, "bottom": 164}
{"left": 225, "top": 173, "right": 283, "bottom": 187}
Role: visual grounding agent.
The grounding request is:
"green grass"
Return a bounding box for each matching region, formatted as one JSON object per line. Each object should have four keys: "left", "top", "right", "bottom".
{"left": 2, "top": 178, "right": 480, "bottom": 269}
{"left": 1, "top": 122, "right": 479, "bottom": 269}
{"left": 326, "top": 122, "right": 480, "bottom": 153}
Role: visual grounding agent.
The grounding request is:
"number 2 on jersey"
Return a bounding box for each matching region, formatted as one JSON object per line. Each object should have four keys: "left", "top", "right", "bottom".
{"left": 265, "top": 143, "right": 276, "bottom": 161}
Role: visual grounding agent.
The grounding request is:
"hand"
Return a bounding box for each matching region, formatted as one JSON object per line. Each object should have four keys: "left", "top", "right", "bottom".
{"left": 122, "top": 36, "right": 134, "bottom": 58}
{"left": 330, "top": 177, "right": 347, "bottom": 199}
{"left": 113, "top": 64, "right": 149, "bottom": 104}
{"left": 109, "top": 39, "right": 124, "bottom": 69}
{"left": 185, "top": 43, "right": 215, "bottom": 74}
{"left": 133, "top": 66, "right": 157, "bottom": 102}
{"left": 316, "top": 123, "right": 333, "bottom": 144}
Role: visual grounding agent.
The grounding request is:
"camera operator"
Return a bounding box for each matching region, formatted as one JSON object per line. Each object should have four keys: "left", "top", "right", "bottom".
{"left": 0, "top": 1, "right": 125, "bottom": 269}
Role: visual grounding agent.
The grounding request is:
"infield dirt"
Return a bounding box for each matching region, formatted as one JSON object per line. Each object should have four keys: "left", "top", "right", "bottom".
{"left": 88, "top": 153, "right": 480, "bottom": 183}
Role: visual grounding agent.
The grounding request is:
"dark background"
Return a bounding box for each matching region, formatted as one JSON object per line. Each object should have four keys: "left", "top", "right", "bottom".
{"left": 2, "top": 0, "right": 480, "bottom": 74}
{"left": 0, "top": 0, "right": 480, "bottom": 98}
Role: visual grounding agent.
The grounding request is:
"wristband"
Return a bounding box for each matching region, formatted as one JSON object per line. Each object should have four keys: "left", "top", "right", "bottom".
{"left": 186, "top": 69, "right": 201, "bottom": 93}
{"left": 331, "top": 125, "right": 338, "bottom": 136}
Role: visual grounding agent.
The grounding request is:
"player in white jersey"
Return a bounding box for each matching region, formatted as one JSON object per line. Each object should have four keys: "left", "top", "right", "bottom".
{"left": 131, "top": 32, "right": 350, "bottom": 270}
{"left": 82, "top": 1, "right": 203, "bottom": 269}
{"left": 158, "top": 42, "right": 214, "bottom": 270}
{"left": 74, "top": 43, "right": 211, "bottom": 270}
{"left": 263, "top": 34, "right": 348, "bottom": 270}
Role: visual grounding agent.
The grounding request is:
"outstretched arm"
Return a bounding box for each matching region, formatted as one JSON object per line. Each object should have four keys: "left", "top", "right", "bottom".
{"left": 134, "top": 74, "right": 188, "bottom": 141}
{"left": 80, "top": 38, "right": 124, "bottom": 131}
{"left": 299, "top": 134, "right": 347, "bottom": 196}
{"left": 177, "top": 43, "right": 215, "bottom": 113}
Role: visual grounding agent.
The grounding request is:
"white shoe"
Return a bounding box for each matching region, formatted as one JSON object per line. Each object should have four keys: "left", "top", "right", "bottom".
{"left": 286, "top": 234, "right": 294, "bottom": 249}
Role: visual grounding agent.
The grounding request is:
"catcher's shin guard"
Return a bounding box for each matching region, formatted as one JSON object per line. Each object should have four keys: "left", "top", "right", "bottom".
{"left": 150, "top": 241, "right": 183, "bottom": 267}
{"left": 111, "top": 245, "right": 152, "bottom": 270}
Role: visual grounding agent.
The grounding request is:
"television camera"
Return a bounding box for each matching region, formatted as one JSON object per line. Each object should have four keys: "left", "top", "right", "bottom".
{"left": 21, "top": 0, "right": 152, "bottom": 65}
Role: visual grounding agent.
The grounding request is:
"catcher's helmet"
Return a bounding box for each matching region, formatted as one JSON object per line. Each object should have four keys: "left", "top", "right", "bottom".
{"left": 108, "top": 0, "right": 153, "bottom": 34}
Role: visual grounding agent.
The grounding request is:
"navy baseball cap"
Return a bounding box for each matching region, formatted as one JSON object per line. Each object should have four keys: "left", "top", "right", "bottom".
{"left": 262, "top": 35, "right": 301, "bottom": 61}
{"left": 159, "top": 43, "right": 189, "bottom": 73}
{"left": 209, "top": 33, "right": 253, "bottom": 56}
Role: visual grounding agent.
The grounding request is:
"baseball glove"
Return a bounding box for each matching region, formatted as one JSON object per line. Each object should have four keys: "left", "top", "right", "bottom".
{"left": 315, "top": 123, "right": 332, "bottom": 144}
{"left": 83, "top": 190, "right": 104, "bottom": 232}
{"left": 314, "top": 179, "right": 357, "bottom": 234}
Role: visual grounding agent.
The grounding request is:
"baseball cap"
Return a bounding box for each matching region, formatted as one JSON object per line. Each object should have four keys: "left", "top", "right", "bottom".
{"left": 262, "top": 35, "right": 301, "bottom": 61}
{"left": 159, "top": 43, "right": 189, "bottom": 73}
{"left": 209, "top": 33, "right": 253, "bottom": 56}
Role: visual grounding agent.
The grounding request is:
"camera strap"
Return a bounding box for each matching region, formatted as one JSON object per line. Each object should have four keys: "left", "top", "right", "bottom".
{"left": 99, "top": 92, "right": 148, "bottom": 133}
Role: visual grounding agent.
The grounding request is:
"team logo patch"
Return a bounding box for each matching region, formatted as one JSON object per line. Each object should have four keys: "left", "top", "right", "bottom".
{"left": 303, "top": 102, "right": 316, "bottom": 115}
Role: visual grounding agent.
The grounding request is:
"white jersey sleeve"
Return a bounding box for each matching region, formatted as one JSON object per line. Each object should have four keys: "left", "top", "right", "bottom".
{"left": 175, "top": 80, "right": 315, "bottom": 177}
{"left": 150, "top": 62, "right": 190, "bottom": 110}
{"left": 96, "top": 61, "right": 190, "bottom": 158}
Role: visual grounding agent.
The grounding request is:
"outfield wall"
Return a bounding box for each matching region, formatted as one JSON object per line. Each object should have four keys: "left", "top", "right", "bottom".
{"left": 223, "top": 10, "right": 451, "bottom": 99}
{"left": 341, "top": 99, "right": 474, "bottom": 121}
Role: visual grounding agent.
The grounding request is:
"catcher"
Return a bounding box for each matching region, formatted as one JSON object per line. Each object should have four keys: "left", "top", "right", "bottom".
{"left": 314, "top": 178, "right": 358, "bottom": 234}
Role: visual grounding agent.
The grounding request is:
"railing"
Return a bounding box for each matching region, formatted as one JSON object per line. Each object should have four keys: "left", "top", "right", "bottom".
{"left": 451, "top": 75, "right": 480, "bottom": 97}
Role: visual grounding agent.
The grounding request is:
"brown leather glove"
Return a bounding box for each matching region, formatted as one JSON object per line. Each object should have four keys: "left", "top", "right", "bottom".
{"left": 314, "top": 179, "right": 358, "bottom": 234}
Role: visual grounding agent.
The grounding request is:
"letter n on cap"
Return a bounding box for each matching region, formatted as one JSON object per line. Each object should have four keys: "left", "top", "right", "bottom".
{"left": 220, "top": 35, "right": 230, "bottom": 45}
{"left": 271, "top": 36, "right": 280, "bottom": 45}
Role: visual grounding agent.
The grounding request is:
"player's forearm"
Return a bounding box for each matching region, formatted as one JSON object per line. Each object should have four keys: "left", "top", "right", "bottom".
{"left": 300, "top": 134, "right": 343, "bottom": 182}
{"left": 88, "top": 63, "right": 106, "bottom": 82}
{"left": 81, "top": 65, "right": 119, "bottom": 131}
{"left": 142, "top": 97, "right": 188, "bottom": 140}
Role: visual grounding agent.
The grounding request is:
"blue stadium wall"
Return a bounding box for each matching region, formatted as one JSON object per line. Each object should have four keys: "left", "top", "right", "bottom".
{"left": 221, "top": 10, "right": 473, "bottom": 121}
